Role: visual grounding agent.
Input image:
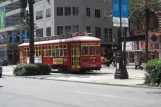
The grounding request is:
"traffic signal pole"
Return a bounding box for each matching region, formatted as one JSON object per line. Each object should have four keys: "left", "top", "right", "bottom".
{"left": 28, "top": 0, "right": 34, "bottom": 64}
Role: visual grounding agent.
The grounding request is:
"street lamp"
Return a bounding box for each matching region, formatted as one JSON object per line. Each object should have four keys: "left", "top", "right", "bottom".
{"left": 114, "top": 0, "right": 128, "bottom": 79}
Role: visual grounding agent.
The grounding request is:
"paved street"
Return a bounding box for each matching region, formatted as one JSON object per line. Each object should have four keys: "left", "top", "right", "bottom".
{"left": 0, "top": 76, "right": 161, "bottom": 107}
{"left": 2, "top": 65, "right": 145, "bottom": 86}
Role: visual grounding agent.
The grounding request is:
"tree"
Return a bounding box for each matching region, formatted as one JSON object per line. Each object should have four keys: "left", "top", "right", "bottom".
{"left": 10, "top": 0, "right": 50, "bottom": 64}
{"left": 129, "top": 0, "right": 161, "bottom": 62}
{"left": 129, "top": 0, "right": 161, "bottom": 30}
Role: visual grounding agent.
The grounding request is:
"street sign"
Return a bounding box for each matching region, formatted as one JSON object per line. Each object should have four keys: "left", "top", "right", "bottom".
{"left": 112, "top": 0, "right": 128, "bottom": 27}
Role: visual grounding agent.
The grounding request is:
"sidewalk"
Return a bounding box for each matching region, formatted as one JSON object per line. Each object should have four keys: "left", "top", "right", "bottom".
{"left": 2, "top": 65, "right": 146, "bottom": 87}
{"left": 26, "top": 66, "right": 145, "bottom": 87}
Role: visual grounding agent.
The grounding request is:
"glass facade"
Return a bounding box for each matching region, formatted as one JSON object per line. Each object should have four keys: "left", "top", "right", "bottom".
{"left": 6, "top": 13, "right": 20, "bottom": 27}
{"left": 5, "top": 1, "right": 20, "bottom": 13}
{"left": 0, "top": 0, "right": 7, "bottom": 4}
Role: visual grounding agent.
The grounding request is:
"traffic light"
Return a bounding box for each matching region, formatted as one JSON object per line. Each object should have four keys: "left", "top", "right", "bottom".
{"left": 9, "top": 36, "right": 12, "bottom": 43}
{"left": 16, "top": 33, "right": 20, "bottom": 43}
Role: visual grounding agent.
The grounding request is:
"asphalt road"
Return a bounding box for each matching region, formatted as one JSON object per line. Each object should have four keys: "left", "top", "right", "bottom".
{"left": 0, "top": 76, "right": 161, "bottom": 107}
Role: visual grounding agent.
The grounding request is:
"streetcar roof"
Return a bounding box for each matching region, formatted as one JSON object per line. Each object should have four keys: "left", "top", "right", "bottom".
{"left": 19, "top": 36, "right": 100, "bottom": 46}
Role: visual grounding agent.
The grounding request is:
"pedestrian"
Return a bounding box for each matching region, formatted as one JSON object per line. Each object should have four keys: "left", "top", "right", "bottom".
{"left": 134, "top": 56, "right": 139, "bottom": 70}
{"left": 139, "top": 57, "right": 143, "bottom": 70}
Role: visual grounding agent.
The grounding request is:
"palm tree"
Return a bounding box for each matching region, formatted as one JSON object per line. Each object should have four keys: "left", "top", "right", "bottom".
{"left": 10, "top": 0, "right": 50, "bottom": 64}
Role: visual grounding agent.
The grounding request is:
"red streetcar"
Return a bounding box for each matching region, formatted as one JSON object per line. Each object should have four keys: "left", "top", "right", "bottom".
{"left": 19, "top": 34, "right": 101, "bottom": 73}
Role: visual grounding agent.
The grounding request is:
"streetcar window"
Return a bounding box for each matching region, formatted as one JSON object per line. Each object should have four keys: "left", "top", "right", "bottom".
{"left": 27, "top": 48, "right": 29, "bottom": 57}
{"left": 24, "top": 48, "right": 26, "bottom": 57}
{"left": 48, "top": 46, "right": 52, "bottom": 56}
{"left": 96, "top": 45, "right": 100, "bottom": 55}
{"left": 43, "top": 46, "right": 48, "bottom": 56}
{"left": 82, "top": 44, "right": 88, "bottom": 55}
{"left": 39, "top": 47, "right": 42, "bottom": 56}
{"left": 90, "top": 44, "right": 95, "bottom": 55}
{"left": 46, "top": 47, "right": 49, "bottom": 56}
{"left": 35, "top": 47, "right": 39, "bottom": 57}
{"left": 52, "top": 46, "right": 56, "bottom": 56}
{"left": 59, "top": 45, "right": 63, "bottom": 56}
{"left": 56, "top": 45, "right": 59, "bottom": 56}
{"left": 63, "top": 44, "right": 67, "bottom": 56}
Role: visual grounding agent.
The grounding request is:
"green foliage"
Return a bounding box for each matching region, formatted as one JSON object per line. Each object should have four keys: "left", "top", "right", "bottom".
{"left": 129, "top": 0, "right": 161, "bottom": 27}
{"left": 145, "top": 59, "right": 161, "bottom": 86}
{"left": 35, "top": 63, "right": 51, "bottom": 75}
{"left": 13, "top": 63, "right": 51, "bottom": 76}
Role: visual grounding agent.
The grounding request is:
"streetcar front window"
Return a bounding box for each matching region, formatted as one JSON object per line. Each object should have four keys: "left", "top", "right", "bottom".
{"left": 82, "top": 44, "right": 88, "bottom": 56}
{"left": 96, "top": 45, "right": 100, "bottom": 55}
{"left": 90, "top": 44, "right": 95, "bottom": 55}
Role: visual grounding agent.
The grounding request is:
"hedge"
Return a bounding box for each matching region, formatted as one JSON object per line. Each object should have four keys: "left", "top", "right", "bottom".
{"left": 145, "top": 59, "right": 161, "bottom": 86}
{"left": 13, "top": 63, "right": 51, "bottom": 76}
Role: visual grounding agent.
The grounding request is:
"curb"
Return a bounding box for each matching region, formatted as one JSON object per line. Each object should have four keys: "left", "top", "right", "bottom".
{"left": 23, "top": 76, "right": 161, "bottom": 89}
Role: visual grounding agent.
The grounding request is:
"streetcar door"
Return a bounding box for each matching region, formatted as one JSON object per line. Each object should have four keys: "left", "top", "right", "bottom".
{"left": 71, "top": 44, "right": 80, "bottom": 69}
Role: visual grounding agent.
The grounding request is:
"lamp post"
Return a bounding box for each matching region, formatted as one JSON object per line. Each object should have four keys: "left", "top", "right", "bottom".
{"left": 112, "top": 39, "right": 116, "bottom": 67}
{"left": 114, "top": 0, "right": 128, "bottom": 79}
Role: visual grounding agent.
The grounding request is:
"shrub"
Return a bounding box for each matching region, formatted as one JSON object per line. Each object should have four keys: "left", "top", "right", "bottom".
{"left": 145, "top": 59, "right": 161, "bottom": 86}
{"left": 35, "top": 63, "right": 51, "bottom": 75}
{"left": 13, "top": 63, "right": 51, "bottom": 76}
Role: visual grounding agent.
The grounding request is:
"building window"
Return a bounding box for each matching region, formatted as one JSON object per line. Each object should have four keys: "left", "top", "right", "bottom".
{"left": 72, "top": 26, "right": 79, "bottom": 33}
{"left": 104, "top": 28, "right": 108, "bottom": 42}
{"left": 57, "top": 7, "right": 63, "bottom": 16}
{"left": 109, "top": 28, "right": 112, "bottom": 42}
{"left": 104, "top": 28, "right": 112, "bottom": 42}
{"left": 87, "top": 26, "right": 91, "bottom": 36}
{"left": 72, "top": 7, "right": 79, "bottom": 16}
{"left": 57, "top": 26, "right": 63, "bottom": 35}
{"left": 65, "top": 26, "right": 71, "bottom": 34}
{"left": 95, "top": 27, "right": 101, "bottom": 38}
{"left": 36, "top": 11, "right": 43, "bottom": 20}
{"left": 95, "top": 9, "right": 101, "bottom": 18}
{"left": 36, "top": 28, "right": 43, "bottom": 37}
{"left": 65, "top": 7, "right": 71, "bottom": 16}
{"left": 46, "top": 8, "right": 51, "bottom": 18}
{"left": 86, "top": 8, "right": 90, "bottom": 16}
{"left": 46, "top": 27, "right": 51, "bottom": 36}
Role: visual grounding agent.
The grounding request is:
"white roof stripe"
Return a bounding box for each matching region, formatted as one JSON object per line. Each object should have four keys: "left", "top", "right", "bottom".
{"left": 19, "top": 36, "right": 100, "bottom": 46}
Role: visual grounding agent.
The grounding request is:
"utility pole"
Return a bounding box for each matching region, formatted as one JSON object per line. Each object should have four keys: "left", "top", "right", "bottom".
{"left": 145, "top": 0, "right": 149, "bottom": 63}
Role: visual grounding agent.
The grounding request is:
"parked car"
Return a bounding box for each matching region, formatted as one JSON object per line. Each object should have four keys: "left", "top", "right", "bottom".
{"left": 101, "top": 57, "right": 110, "bottom": 67}
{"left": 0, "top": 58, "right": 8, "bottom": 66}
